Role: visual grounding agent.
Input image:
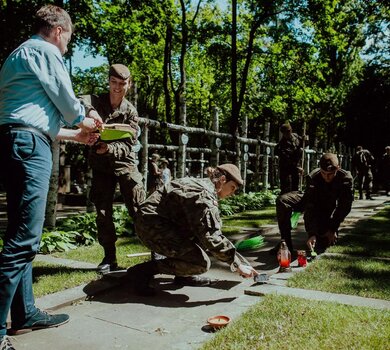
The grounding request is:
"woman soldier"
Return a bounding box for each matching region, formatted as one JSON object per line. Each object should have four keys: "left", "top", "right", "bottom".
{"left": 127, "top": 163, "right": 258, "bottom": 296}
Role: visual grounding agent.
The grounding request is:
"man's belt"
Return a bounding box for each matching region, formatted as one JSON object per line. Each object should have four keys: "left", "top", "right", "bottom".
{"left": 0, "top": 123, "right": 52, "bottom": 144}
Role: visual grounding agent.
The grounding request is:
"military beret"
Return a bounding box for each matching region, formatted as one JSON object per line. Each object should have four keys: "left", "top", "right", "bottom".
{"left": 319, "top": 153, "right": 339, "bottom": 171}
{"left": 280, "top": 123, "right": 292, "bottom": 133}
{"left": 217, "top": 163, "right": 244, "bottom": 185}
{"left": 109, "top": 64, "right": 130, "bottom": 80}
{"left": 151, "top": 153, "right": 160, "bottom": 161}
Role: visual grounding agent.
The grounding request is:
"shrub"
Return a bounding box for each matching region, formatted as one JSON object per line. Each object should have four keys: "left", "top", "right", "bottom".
{"left": 219, "top": 190, "right": 277, "bottom": 216}
{"left": 39, "top": 205, "right": 134, "bottom": 254}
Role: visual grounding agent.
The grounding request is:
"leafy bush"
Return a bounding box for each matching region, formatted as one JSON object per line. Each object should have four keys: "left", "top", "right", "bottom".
{"left": 39, "top": 205, "right": 134, "bottom": 254}
{"left": 219, "top": 190, "right": 277, "bottom": 216}
{"left": 40, "top": 230, "right": 79, "bottom": 254}
{"left": 56, "top": 212, "right": 97, "bottom": 245}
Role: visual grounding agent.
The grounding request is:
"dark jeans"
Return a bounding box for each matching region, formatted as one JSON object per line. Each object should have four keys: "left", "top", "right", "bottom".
{"left": 0, "top": 130, "right": 52, "bottom": 336}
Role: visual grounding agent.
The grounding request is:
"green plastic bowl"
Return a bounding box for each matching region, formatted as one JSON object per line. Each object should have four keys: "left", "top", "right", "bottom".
{"left": 100, "top": 129, "right": 134, "bottom": 141}
{"left": 235, "top": 235, "right": 264, "bottom": 251}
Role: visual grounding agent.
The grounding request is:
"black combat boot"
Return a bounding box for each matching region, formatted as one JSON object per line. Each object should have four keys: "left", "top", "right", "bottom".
{"left": 174, "top": 275, "right": 211, "bottom": 286}
{"left": 97, "top": 245, "right": 118, "bottom": 274}
{"left": 127, "top": 260, "right": 159, "bottom": 296}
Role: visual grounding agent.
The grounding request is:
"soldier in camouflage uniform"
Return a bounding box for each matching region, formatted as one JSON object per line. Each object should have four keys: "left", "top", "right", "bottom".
{"left": 276, "top": 153, "right": 353, "bottom": 253}
{"left": 127, "top": 164, "right": 258, "bottom": 296}
{"left": 275, "top": 123, "right": 303, "bottom": 194}
{"left": 80, "top": 64, "right": 145, "bottom": 273}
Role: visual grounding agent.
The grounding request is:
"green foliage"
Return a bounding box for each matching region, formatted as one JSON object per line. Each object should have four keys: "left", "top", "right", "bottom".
{"left": 39, "top": 205, "right": 134, "bottom": 254}
{"left": 219, "top": 190, "right": 277, "bottom": 216}
{"left": 39, "top": 230, "right": 79, "bottom": 254}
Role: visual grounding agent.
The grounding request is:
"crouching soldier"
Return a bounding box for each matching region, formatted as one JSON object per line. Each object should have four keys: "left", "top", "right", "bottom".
{"left": 276, "top": 153, "right": 354, "bottom": 253}
{"left": 127, "top": 164, "right": 258, "bottom": 296}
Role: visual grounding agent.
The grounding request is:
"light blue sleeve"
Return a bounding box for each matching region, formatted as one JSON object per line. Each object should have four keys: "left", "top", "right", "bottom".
{"left": 27, "top": 48, "right": 85, "bottom": 127}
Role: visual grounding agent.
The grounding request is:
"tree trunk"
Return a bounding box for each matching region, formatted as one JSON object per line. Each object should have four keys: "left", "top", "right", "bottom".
{"left": 230, "top": 0, "right": 238, "bottom": 136}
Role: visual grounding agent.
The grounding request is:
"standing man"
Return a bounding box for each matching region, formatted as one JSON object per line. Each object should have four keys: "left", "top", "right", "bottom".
{"left": 274, "top": 123, "right": 303, "bottom": 194}
{"left": 351, "top": 146, "right": 375, "bottom": 200}
{"left": 275, "top": 153, "right": 353, "bottom": 253}
{"left": 0, "top": 5, "right": 102, "bottom": 349}
{"left": 80, "top": 64, "right": 146, "bottom": 274}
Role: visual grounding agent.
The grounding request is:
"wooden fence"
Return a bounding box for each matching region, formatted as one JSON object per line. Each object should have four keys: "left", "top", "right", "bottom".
{"left": 137, "top": 112, "right": 354, "bottom": 192}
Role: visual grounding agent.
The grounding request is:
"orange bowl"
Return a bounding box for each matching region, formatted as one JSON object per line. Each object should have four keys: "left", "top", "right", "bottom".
{"left": 207, "top": 315, "right": 231, "bottom": 329}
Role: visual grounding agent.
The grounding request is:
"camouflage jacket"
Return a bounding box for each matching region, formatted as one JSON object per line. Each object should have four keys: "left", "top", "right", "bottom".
{"left": 79, "top": 93, "right": 140, "bottom": 176}
{"left": 137, "top": 177, "right": 241, "bottom": 266}
{"left": 304, "top": 168, "right": 353, "bottom": 235}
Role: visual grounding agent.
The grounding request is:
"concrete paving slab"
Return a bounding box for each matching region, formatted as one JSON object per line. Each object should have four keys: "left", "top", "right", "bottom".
{"left": 244, "top": 283, "right": 390, "bottom": 310}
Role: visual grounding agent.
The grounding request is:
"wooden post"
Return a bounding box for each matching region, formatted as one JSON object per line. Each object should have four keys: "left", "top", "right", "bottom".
{"left": 141, "top": 118, "right": 149, "bottom": 191}
{"left": 177, "top": 96, "right": 187, "bottom": 178}
{"left": 262, "top": 122, "right": 270, "bottom": 190}
{"left": 241, "top": 114, "right": 248, "bottom": 193}
{"left": 210, "top": 106, "right": 220, "bottom": 167}
{"left": 200, "top": 152, "right": 205, "bottom": 178}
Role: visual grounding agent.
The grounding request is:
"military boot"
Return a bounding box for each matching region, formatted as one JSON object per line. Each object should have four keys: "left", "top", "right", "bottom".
{"left": 97, "top": 245, "right": 118, "bottom": 274}
{"left": 127, "top": 260, "right": 159, "bottom": 296}
{"left": 174, "top": 275, "right": 211, "bottom": 286}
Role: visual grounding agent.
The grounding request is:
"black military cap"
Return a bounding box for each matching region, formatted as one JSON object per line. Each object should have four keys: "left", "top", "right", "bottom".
{"left": 217, "top": 163, "right": 244, "bottom": 185}
{"left": 109, "top": 64, "right": 130, "bottom": 80}
{"left": 319, "top": 153, "right": 339, "bottom": 171}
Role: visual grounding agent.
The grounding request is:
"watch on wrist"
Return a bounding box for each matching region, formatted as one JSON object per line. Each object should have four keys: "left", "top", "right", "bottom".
{"left": 230, "top": 261, "right": 239, "bottom": 272}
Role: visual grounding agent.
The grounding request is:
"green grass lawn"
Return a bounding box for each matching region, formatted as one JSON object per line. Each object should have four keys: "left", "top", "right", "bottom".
{"left": 288, "top": 206, "right": 390, "bottom": 300}
{"left": 222, "top": 207, "right": 276, "bottom": 236}
{"left": 32, "top": 262, "right": 98, "bottom": 298}
{"left": 52, "top": 236, "right": 150, "bottom": 268}
{"left": 32, "top": 237, "right": 149, "bottom": 296}
{"left": 200, "top": 294, "right": 390, "bottom": 350}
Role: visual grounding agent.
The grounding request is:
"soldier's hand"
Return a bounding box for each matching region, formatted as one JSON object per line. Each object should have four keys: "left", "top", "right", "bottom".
{"left": 74, "top": 130, "right": 99, "bottom": 145}
{"left": 95, "top": 142, "right": 109, "bottom": 154}
{"left": 325, "top": 230, "right": 337, "bottom": 245}
{"left": 237, "top": 264, "right": 258, "bottom": 278}
{"left": 87, "top": 110, "right": 103, "bottom": 129}
{"left": 307, "top": 235, "right": 317, "bottom": 250}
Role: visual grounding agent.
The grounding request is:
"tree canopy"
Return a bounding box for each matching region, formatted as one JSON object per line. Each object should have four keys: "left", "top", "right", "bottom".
{"left": 0, "top": 0, "right": 388, "bottom": 154}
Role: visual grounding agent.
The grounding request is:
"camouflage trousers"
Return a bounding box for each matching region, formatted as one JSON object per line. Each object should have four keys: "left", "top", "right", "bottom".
{"left": 90, "top": 170, "right": 145, "bottom": 248}
{"left": 134, "top": 215, "right": 211, "bottom": 276}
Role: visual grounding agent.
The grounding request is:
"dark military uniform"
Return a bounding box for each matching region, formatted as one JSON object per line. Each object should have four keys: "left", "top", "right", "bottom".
{"left": 276, "top": 168, "right": 353, "bottom": 251}
{"left": 80, "top": 93, "right": 145, "bottom": 259}
{"left": 275, "top": 133, "right": 302, "bottom": 194}
{"left": 134, "top": 177, "right": 241, "bottom": 276}
{"left": 351, "top": 149, "right": 375, "bottom": 199}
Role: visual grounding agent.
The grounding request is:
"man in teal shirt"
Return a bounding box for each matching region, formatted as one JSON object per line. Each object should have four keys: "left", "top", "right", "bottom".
{"left": 0, "top": 5, "right": 102, "bottom": 349}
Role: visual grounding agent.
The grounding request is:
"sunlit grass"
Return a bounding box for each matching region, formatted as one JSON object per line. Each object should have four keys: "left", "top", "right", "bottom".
{"left": 222, "top": 208, "right": 276, "bottom": 232}
{"left": 201, "top": 294, "right": 389, "bottom": 350}
{"left": 32, "top": 262, "right": 97, "bottom": 298}
{"left": 52, "top": 236, "right": 150, "bottom": 268}
{"left": 288, "top": 206, "right": 390, "bottom": 299}
{"left": 288, "top": 255, "right": 390, "bottom": 300}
